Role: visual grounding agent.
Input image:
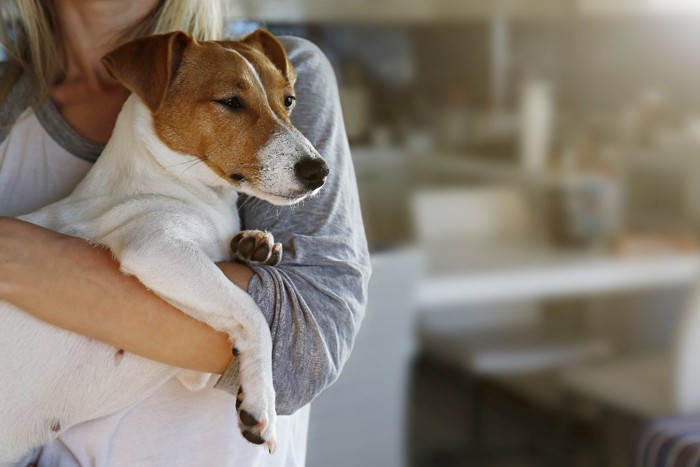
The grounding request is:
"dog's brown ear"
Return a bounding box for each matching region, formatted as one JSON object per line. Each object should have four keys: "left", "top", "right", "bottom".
{"left": 241, "top": 29, "right": 294, "bottom": 83}
{"left": 102, "top": 31, "right": 192, "bottom": 113}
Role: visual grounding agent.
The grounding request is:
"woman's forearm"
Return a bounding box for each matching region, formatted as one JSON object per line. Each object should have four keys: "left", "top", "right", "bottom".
{"left": 0, "top": 217, "right": 255, "bottom": 374}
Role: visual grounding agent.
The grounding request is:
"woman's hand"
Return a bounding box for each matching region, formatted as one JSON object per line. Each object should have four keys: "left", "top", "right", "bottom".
{"left": 0, "top": 217, "right": 253, "bottom": 374}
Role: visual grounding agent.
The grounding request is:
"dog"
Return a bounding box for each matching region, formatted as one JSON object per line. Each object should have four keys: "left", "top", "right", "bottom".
{"left": 0, "top": 29, "right": 328, "bottom": 465}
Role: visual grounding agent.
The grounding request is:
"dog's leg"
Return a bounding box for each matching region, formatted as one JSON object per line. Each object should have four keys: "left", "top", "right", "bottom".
{"left": 104, "top": 223, "right": 277, "bottom": 452}
{"left": 231, "top": 230, "right": 282, "bottom": 266}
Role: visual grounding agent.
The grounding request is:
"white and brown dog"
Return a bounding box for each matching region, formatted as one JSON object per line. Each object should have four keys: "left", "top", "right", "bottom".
{"left": 0, "top": 29, "right": 327, "bottom": 465}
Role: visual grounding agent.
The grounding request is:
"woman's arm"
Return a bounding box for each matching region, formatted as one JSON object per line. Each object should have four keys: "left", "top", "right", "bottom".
{"left": 217, "top": 37, "right": 371, "bottom": 415}
{"left": 0, "top": 216, "right": 245, "bottom": 374}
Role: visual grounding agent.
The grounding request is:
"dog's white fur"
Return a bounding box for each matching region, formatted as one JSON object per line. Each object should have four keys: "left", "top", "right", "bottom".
{"left": 0, "top": 48, "right": 322, "bottom": 463}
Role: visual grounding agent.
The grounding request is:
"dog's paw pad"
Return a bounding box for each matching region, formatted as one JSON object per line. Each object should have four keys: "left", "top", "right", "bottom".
{"left": 239, "top": 409, "right": 259, "bottom": 427}
{"left": 236, "top": 385, "right": 276, "bottom": 452}
{"left": 242, "top": 429, "right": 266, "bottom": 445}
{"left": 231, "top": 230, "right": 283, "bottom": 266}
{"left": 266, "top": 243, "right": 282, "bottom": 266}
{"left": 236, "top": 389, "right": 244, "bottom": 410}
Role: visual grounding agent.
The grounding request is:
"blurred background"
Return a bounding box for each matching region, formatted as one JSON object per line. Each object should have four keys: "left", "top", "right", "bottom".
{"left": 228, "top": 0, "right": 700, "bottom": 466}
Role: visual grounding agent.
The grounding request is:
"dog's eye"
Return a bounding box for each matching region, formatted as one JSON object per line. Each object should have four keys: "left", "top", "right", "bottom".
{"left": 217, "top": 96, "right": 245, "bottom": 112}
{"left": 284, "top": 95, "right": 296, "bottom": 109}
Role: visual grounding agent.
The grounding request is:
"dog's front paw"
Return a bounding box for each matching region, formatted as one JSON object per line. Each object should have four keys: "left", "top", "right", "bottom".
{"left": 230, "top": 230, "right": 282, "bottom": 266}
{"left": 236, "top": 367, "right": 277, "bottom": 453}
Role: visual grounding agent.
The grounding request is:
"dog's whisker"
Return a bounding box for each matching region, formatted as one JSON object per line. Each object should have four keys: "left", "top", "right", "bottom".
{"left": 267, "top": 206, "right": 277, "bottom": 220}
{"left": 245, "top": 197, "right": 262, "bottom": 212}
{"left": 238, "top": 196, "right": 256, "bottom": 212}
{"left": 166, "top": 156, "right": 208, "bottom": 169}
{"left": 166, "top": 160, "right": 198, "bottom": 169}
{"left": 180, "top": 159, "right": 206, "bottom": 175}
{"left": 212, "top": 171, "right": 232, "bottom": 187}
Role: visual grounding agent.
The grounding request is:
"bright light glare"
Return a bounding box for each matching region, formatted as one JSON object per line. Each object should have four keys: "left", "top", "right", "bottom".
{"left": 579, "top": 0, "right": 700, "bottom": 15}
{"left": 649, "top": 0, "right": 700, "bottom": 13}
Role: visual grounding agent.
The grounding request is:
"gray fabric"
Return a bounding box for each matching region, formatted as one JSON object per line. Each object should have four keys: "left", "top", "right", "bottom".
{"left": 214, "top": 350, "right": 241, "bottom": 395}
{"left": 0, "top": 37, "right": 370, "bottom": 416}
{"left": 0, "top": 64, "right": 33, "bottom": 144}
{"left": 0, "top": 65, "right": 104, "bottom": 162}
{"left": 34, "top": 98, "right": 104, "bottom": 162}
{"left": 213, "top": 37, "right": 371, "bottom": 415}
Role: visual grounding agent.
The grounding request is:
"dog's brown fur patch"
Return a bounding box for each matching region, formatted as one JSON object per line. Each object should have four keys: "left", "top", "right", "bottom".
{"left": 103, "top": 30, "right": 297, "bottom": 187}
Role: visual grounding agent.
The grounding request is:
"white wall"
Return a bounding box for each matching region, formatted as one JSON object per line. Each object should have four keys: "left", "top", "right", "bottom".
{"left": 306, "top": 249, "right": 422, "bottom": 467}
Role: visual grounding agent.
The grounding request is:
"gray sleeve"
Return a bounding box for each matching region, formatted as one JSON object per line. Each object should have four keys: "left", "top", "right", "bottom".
{"left": 214, "top": 36, "right": 371, "bottom": 415}
{"left": 0, "top": 65, "right": 34, "bottom": 144}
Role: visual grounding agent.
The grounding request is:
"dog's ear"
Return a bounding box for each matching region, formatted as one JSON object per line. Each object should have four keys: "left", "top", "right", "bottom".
{"left": 101, "top": 31, "right": 192, "bottom": 113}
{"left": 241, "top": 29, "right": 295, "bottom": 84}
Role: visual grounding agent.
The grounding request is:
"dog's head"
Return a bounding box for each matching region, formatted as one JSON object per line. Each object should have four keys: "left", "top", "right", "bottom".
{"left": 101, "top": 29, "right": 328, "bottom": 205}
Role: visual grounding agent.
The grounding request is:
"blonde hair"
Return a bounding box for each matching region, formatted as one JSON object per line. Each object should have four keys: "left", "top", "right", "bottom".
{"left": 0, "top": 0, "right": 228, "bottom": 102}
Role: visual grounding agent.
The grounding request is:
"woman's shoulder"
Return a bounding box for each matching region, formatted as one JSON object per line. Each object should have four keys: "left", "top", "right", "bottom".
{"left": 0, "top": 61, "right": 31, "bottom": 101}
{"left": 0, "top": 63, "right": 36, "bottom": 142}
{"left": 278, "top": 36, "right": 335, "bottom": 82}
{"left": 0, "top": 61, "right": 13, "bottom": 95}
{"left": 278, "top": 36, "right": 323, "bottom": 59}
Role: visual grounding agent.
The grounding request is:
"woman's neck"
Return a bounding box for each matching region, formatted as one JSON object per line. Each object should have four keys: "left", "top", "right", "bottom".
{"left": 50, "top": 0, "right": 160, "bottom": 144}
{"left": 55, "top": 0, "right": 160, "bottom": 87}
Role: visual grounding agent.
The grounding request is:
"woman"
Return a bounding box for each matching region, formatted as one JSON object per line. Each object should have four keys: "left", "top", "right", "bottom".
{"left": 0, "top": 1, "right": 370, "bottom": 465}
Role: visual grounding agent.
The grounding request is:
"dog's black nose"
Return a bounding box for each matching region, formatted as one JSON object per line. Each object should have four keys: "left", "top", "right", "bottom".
{"left": 294, "top": 157, "right": 329, "bottom": 190}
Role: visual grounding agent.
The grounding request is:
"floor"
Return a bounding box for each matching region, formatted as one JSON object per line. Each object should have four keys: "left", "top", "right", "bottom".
{"left": 406, "top": 354, "right": 643, "bottom": 467}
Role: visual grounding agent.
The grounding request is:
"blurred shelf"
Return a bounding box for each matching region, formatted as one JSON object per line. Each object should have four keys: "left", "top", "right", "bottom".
{"left": 418, "top": 244, "right": 700, "bottom": 307}
{"left": 245, "top": 0, "right": 568, "bottom": 24}
{"left": 625, "top": 147, "right": 700, "bottom": 169}
{"left": 350, "top": 146, "right": 408, "bottom": 170}
{"left": 578, "top": 0, "right": 700, "bottom": 16}
{"left": 240, "top": 0, "right": 700, "bottom": 24}
{"left": 350, "top": 146, "right": 413, "bottom": 251}
{"left": 409, "top": 152, "right": 591, "bottom": 188}
{"left": 351, "top": 145, "right": 596, "bottom": 188}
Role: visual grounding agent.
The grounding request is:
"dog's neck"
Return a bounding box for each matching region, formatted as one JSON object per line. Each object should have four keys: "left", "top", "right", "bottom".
{"left": 74, "top": 94, "right": 237, "bottom": 206}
